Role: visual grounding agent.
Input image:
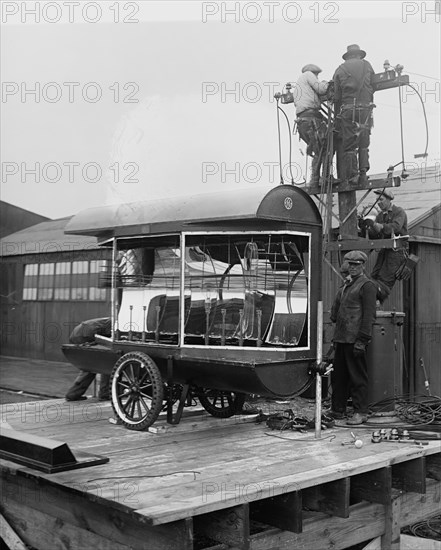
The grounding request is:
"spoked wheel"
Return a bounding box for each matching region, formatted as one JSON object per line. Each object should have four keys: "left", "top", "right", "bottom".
{"left": 111, "top": 352, "right": 164, "bottom": 430}
{"left": 199, "top": 390, "right": 246, "bottom": 418}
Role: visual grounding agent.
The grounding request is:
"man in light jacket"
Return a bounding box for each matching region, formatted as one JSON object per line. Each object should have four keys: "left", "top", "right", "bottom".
{"left": 293, "top": 64, "right": 329, "bottom": 186}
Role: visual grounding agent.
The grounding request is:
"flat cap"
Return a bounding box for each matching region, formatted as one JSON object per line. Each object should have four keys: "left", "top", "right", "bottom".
{"left": 374, "top": 188, "right": 394, "bottom": 200}
{"left": 302, "top": 64, "right": 322, "bottom": 74}
{"left": 344, "top": 250, "right": 368, "bottom": 264}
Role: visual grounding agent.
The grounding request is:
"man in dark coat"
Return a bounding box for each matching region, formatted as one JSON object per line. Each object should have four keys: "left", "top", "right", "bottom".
{"left": 333, "top": 44, "right": 375, "bottom": 184}
{"left": 369, "top": 188, "right": 408, "bottom": 302}
{"left": 330, "top": 250, "right": 376, "bottom": 425}
{"left": 65, "top": 318, "right": 111, "bottom": 401}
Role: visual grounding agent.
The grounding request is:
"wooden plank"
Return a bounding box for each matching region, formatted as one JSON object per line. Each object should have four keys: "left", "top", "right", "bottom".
{"left": 307, "top": 175, "right": 401, "bottom": 195}
{"left": 303, "top": 478, "right": 350, "bottom": 518}
{"left": 392, "top": 457, "right": 426, "bottom": 493}
{"left": 2, "top": 499, "right": 132, "bottom": 550}
{"left": 148, "top": 413, "right": 258, "bottom": 434}
{"left": 1, "top": 469, "right": 193, "bottom": 550}
{"left": 0, "top": 512, "right": 27, "bottom": 550}
{"left": 132, "top": 445, "right": 440, "bottom": 525}
{"left": 398, "top": 478, "right": 441, "bottom": 527}
{"left": 381, "top": 496, "right": 401, "bottom": 550}
{"left": 251, "top": 502, "right": 386, "bottom": 550}
{"left": 251, "top": 491, "right": 302, "bottom": 533}
{"left": 195, "top": 504, "right": 250, "bottom": 549}
{"left": 325, "top": 238, "right": 409, "bottom": 252}
{"left": 250, "top": 479, "right": 441, "bottom": 550}
{"left": 400, "top": 534, "right": 441, "bottom": 549}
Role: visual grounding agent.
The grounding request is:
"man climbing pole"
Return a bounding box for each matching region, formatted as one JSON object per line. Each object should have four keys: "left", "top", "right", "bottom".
{"left": 368, "top": 188, "right": 408, "bottom": 303}
{"left": 293, "top": 64, "right": 329, "bottom": 187}
{"left": 333, "top": 44, "right": 376, "bottom": 185}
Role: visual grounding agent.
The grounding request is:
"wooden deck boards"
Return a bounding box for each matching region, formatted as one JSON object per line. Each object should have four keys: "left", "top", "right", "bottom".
{"left": 1, "top": 398, "right": 441, "bottom": 549}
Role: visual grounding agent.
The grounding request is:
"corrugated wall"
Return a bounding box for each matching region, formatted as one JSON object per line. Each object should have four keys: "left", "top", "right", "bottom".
{"left": 0, "top": 250, "right": 111, "bottom": 361}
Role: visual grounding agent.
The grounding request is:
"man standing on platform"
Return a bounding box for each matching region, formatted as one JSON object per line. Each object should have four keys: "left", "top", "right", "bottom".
{"left": 333, "top": 44, "right": 375, "bottom": 185}
{"left": 330, "top": 250, "right": 376, "bottom": 425}
{"left": 369, "top": 188, "right": 408, "bottom": 303}
{"left": 293, "top": 64, "right": 329, "bottom": 186}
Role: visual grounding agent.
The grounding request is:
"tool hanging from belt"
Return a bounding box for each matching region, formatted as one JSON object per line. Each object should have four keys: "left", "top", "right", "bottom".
{"left": 340, "top": 101, "right": 376, "bottom": 129}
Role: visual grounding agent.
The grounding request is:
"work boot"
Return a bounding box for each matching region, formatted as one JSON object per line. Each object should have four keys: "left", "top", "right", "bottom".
{"left": 358, "top": 171, "right": 369, "bottom": 185}
{"left": 329, "top": 410, "right": 347, "bottom": 420}
{"left": 346, "top": 413, "right": 368, "bottom": 425}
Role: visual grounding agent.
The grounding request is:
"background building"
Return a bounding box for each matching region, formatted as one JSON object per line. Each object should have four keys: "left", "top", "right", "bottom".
{"left": 0, "top": 216, "right": 110, "bottom": 361}
{"left": 0, "top": 201, "right": 49, "bottom": 239}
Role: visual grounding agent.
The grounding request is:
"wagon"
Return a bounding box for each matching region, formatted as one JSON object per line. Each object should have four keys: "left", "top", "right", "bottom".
{"left": 62, "top": 184, "right": 323, "bottom": 430}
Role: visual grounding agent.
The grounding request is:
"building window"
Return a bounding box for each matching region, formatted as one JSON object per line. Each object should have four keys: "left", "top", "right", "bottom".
{"left": 54, "top": 262, "right": 71, "bottom": 300}
{"left": 23, "top": 260, "right": 107, "bottom": 301}
{"left": 23, "top": 264, "right": 38, "bottom": 300}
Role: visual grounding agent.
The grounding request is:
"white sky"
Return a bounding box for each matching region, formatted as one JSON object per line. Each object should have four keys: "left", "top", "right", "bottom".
{"left": 1, "top": 0, "right": 440, "bottom": 218}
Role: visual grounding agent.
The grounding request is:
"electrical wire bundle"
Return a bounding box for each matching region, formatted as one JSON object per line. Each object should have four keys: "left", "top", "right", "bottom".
{"left": 402, "top": 514, "right": 441, "bottom": 541}
{"left": 368, "top": 394, "right": 441, "bottom": 431}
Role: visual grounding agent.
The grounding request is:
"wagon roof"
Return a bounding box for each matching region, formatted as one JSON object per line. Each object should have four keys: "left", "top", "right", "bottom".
{"left": 64, "top": 185, "right": 322, "bottom": 239}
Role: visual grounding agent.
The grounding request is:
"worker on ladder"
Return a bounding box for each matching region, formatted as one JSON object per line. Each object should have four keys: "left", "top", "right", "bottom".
{"left": 293, "top": 64, "right": 329, "bottom": 187}
{"left": 333, "top": 44, "right": 376, "bottom": 185}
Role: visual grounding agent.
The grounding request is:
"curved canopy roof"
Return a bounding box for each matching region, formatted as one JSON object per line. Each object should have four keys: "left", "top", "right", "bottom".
{"left": 65, "top": 185, "right": 322, "bottom": 239}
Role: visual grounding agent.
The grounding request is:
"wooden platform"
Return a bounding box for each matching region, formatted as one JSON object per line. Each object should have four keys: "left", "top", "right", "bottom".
{"left": 1, "top": 398, "right": 441, "bottom": 550}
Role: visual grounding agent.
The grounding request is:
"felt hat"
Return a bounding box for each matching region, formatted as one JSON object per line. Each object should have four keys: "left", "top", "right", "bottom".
{"left": 302, "top": 64, "right": 322, "bottom": 74}
{"left": 344, "top": 250, "right": 368, "bottom": 264}
{"left": 342, "top": 44, "right": 366, "bottom": 60}
{"left": 374, "top": 188, "right": 394, "bottom": 200}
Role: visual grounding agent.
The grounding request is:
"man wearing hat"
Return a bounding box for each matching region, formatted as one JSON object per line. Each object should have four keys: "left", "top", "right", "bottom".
{"left": 330, "top": 250, "right": 376, "bottom": 425}
{"left": 333, "top": 45, "right": 376, "bottom": 185}
{"left": 369, "top": 188, "right": 408, "bottom": 301}
{"left": 293, "top": 64, "right": 329, "bottom": 186}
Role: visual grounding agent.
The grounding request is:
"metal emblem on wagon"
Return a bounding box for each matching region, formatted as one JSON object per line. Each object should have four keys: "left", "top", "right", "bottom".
{"left": 284, "top": 197, "right": 293, "bottom": 210}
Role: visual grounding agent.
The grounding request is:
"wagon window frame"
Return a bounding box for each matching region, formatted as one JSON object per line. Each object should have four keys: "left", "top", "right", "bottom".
{"left": 108, "top": 228, "right": 312, "bottom": 352}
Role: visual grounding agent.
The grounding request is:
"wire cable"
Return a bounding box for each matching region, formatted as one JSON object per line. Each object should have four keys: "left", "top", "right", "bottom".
{"left": 406, "top": 71, "right": 440, "bottom": 81}
{"left": 277, "top": 103, "right": 295, "bottom": 184}
{"left": 275, "top": 95, "right": 284, "bottom": 185}
{"left": 405, "top": 83, "right": 429, "bottom": 158}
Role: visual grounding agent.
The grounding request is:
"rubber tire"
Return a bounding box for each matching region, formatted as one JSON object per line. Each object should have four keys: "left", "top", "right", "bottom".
{"left": 111, "top": 352, "right": 164, "bottom": 430}
{"left": 199, "top": 390, "right": 246, "bottom": 418}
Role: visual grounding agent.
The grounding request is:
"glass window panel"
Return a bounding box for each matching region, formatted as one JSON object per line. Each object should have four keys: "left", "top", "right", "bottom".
{"left": 23, "top": 264, "right": 39, "bottom": 289}
{"left": 23, "top": 288, "right": 37, "bottom": 300}
{"left": 37, "top": 263, "right": 54, "bottom": 300}
{"left": 54, "top": 262, "right": 71, "bottom": 300}
{"left": 72, "top": 261, "right": 88, "bottom": 274}
{"left": 182, "top": 233, "right": 310, "bottom": 348}
{"left": 54, "top": 288, "right": 70, "bottom": 300}
{"left": 71, "top": 287, "right": 89, "bottom": 300}
{"left": 90, "top": 260, "right": 100, "bottom": 273}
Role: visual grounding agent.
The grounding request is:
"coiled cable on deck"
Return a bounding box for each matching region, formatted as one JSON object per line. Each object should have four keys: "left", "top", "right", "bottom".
{"left": 368, "top": 394, "right": 441, "bottom": 429}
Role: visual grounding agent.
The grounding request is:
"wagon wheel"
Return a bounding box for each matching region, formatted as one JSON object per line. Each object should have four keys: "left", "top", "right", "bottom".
{"left": 111, "top": 352, "right": 164, "bottom": 430}
{"left": 199, "top": 390, "right": 246, "bottom": 418}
